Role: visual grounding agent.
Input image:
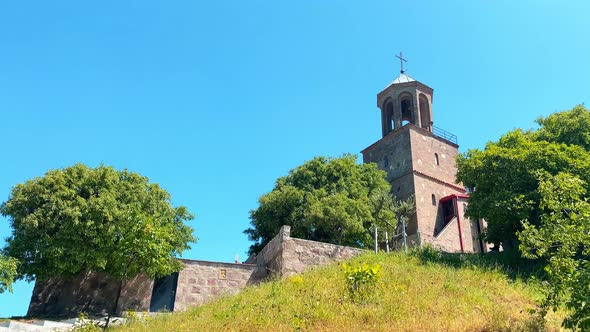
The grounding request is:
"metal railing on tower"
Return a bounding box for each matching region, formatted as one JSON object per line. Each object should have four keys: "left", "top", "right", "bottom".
{"left": 432, "top": 126, "right": 458, "bottom": 145}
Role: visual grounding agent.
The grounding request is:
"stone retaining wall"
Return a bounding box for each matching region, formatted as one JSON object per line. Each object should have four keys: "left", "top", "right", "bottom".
{"left": 27, "top": 271, "right": 153, "bottom": 317}
{"left": 247, "top": 225, "right": 366, "bottom": 277}
{"left": 27, "top": 225, "right": 366, "bottom": 316}
{"left": 280, "top": 233, "right": 366, "bottom": 276}
{"left": 173, "top": 259, "right": 265, "bottom": 311}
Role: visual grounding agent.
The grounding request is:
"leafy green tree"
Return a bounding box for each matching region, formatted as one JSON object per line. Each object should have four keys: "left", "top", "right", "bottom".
{"left": 456, "top": 106, "right": 590, "bottom": 250}
{"left": 0, "top": 254, "right": 18, "bottom": 294}
{"left": 519, "top": 172, "right": 590, "bottom": 330}
{"left": 535, "top": 105, "right": 590, "bottom": 150}
{"left": 371, "top": 191, "right": 415, "bottom": 250}
{"left": 245, "top": 155, "right": 397, "bottom": 254}
{"left": 1, "top": 164, "right": 195, "bottom": 320}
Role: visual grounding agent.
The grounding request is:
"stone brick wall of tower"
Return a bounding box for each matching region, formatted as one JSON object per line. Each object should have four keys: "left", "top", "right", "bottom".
{"left": 362, "top": 124, "right": 488, "bottom": 253}
{"left": 362, "top": 126, "right": 413, "bottom": 182}
{"left": 408, "top": 127, "right": 460, "bottom": 185}
{"left": 413, "top": 175, "right": 461, "bottom": 241}
{"left": 389, "top": 173, "right": 419, "bottom": 234}
{"left": 362, "top": 126, "right": 418, "bottom": 233}
{"left": 406, "top": 127, "right": 483, "bottom": 253}
{"left": 414, "top": 178, "right": 469, "bottom": 252}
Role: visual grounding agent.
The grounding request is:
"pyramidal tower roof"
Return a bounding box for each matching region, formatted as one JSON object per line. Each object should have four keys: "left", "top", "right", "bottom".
{"left": 384, "top": 72, "right": 416, "bottom": 89}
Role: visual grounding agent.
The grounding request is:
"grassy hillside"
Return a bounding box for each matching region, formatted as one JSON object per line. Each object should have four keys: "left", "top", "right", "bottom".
{"left": 113, "top": 250, "right": 563, "bottom": 331}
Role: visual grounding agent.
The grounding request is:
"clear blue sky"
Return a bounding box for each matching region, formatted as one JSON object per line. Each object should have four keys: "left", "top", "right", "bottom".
{"left": 1, "top": 1, "right": 588, "bottom": 317}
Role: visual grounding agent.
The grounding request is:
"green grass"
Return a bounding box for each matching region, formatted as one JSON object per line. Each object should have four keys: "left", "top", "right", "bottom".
{"left": 113, "top": 249, "right": 564, "bottom": 331}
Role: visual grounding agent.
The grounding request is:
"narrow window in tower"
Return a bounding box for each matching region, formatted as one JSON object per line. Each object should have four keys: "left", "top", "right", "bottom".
{"left": 383, "top": 156, "right": 389, "bottom": 169}
{"left": 431, "top": 194, "right": 436, "bottom": 205}
{"left": 434, "top": 153, "right": 440, "bottom": 166}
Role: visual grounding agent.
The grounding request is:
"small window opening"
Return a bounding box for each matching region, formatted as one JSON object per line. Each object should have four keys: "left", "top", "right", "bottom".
{"left": 383, "top": 156, "right": 389, "bottom": 169}
{"left": 434, "top": 153, "right": 440, "bottom": 165}
{"left": 431, "top": 194, "right": 436, "bottom": 205}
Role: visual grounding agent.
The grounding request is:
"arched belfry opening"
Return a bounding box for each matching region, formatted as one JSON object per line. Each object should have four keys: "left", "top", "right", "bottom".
{"left": 419, "top": 94, "right": 431, "bottom": 131}
{"left": 400, "top": 94, "right": 414, "bottom": 126}
{"left": 382, "top": 99, "right": 394, "bottom": 135}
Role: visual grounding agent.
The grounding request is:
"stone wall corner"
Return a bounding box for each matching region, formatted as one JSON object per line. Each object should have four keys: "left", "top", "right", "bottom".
{"left": 279, "top": 225, "right": 291, "bottom": 239}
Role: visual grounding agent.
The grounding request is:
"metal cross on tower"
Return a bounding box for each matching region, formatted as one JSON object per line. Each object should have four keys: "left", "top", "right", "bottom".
{"left": 395, "top": 52, "right": 407, "bottom": 73}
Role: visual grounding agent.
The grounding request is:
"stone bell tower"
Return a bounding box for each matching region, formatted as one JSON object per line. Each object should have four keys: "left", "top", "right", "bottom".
{"left": 361, "top": 54, "right": 487, "bottom": 253}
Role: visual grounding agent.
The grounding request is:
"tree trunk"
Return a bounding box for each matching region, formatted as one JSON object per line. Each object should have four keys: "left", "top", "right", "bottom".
{"left": 104, "top": 279, "right": 124, "bottom": 330}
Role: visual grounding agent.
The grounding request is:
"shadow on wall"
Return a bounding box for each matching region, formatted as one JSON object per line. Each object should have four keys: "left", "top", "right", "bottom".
{"left": 27, "top": 271, "right": 152, "bottom": 318}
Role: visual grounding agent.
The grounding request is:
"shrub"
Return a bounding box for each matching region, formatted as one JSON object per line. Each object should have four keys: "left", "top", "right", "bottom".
{"left": 341, "top": 262, "right": 381, "bottom": 303}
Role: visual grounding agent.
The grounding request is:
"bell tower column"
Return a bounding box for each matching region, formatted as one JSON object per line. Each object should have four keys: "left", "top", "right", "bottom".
{"left": 414, "top": 93, "right": 422, "bottom": 128}
{"left": 381, "top": 105, "right": 389, "bottom": 137}
{"left": 393, "top": 98, "right": 402, "bottom": 130}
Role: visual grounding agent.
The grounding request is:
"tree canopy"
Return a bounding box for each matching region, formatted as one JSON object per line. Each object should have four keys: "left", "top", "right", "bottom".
{"left": 456, "top": 105, "right": 590, "bottom": 331}
{"left": 1, "top": 164, "right": 196, "bottom": 282}
{"left": 519, "top": 172, "right": 590, "bottom": 329}
{"left": 456, "top": 105, "right": 590, "bottom": 250}
{"left": 535, "top": 105, "right": 590, "bottom": 150}
{"left": 0, "top": 254, "right": 17, "bottom": 294}
{"left": 244, "top": 155, "right": 400, "bottom": 255}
